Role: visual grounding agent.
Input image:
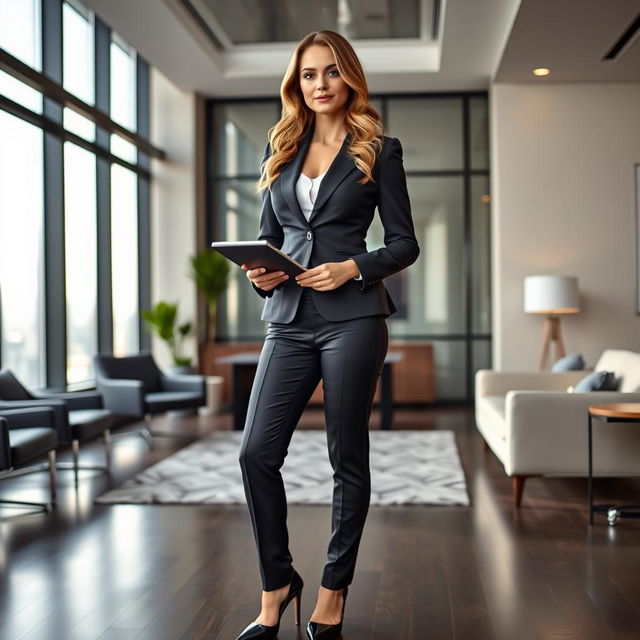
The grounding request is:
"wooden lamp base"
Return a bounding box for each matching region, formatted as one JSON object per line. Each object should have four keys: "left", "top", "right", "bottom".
{"left": 538, "top": 315, "right": 566, "bottom": 371}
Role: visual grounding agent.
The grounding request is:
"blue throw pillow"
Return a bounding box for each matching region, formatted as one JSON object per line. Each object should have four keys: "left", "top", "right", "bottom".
{"left": 552, "top": 353, "right": 585, "bottom": 372}
{"left": 573, "top": 371, "right": 618, "bottom": 392}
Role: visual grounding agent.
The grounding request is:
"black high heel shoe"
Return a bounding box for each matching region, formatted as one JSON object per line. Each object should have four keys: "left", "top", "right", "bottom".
{"left": 305, "top": 585, "right": 349, "bottom": 640}
{"left": 235, "top": 569, "right": 304, "bottom": 640}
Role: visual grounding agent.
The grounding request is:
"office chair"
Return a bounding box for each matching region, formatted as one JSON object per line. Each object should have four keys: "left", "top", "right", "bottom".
{"left": 0, "top": 407, "right": 58, "bottom": 514}
{"left": 0, "top": 369, "right": 113, "bottom": 487}
{"left": 93, "top": 351, "right": 206, "bottom": 445}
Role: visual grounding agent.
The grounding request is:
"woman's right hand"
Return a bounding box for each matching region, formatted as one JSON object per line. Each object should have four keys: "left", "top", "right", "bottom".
{"left": 241, "top": 264, "right": 289, "bottom": 291}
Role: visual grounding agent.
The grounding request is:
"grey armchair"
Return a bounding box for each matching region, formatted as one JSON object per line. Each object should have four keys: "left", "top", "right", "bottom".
{"left": 0, "top": 407, "right": 58, "bottom": 514}
{"left": 93, "top": 351, "right": 206, "bottom": 444}
{"left": 0, "top": 369, "right": 114, "bottom": 487}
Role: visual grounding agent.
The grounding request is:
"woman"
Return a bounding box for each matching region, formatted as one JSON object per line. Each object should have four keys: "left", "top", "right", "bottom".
{"left": 235, "top": 29, "right": 420, "bottom": 640}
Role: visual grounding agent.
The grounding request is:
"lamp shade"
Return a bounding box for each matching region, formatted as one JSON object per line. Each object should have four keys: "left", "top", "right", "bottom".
{"left": 524, "top": 275, "right": 580, "bottom": 314}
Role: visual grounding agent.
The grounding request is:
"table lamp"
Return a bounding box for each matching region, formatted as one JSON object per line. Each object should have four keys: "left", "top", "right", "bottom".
{"left": 524, "top": 275, "right": 580, "bottom": 370}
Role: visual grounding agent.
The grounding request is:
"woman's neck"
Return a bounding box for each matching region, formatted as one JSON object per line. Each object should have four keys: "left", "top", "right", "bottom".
{"left": 312, "top": 112, "right": 348, "bottom": 145}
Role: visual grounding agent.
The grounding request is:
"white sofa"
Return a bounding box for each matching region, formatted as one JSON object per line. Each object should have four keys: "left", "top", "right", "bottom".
{"left": 475, "top": 349, "right": 640, "bottom": 506}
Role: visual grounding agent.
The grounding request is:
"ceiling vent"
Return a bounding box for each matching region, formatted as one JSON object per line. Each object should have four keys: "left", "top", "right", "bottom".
{"left": 602, "top": 12, "right": 640, "bottom": 60}
{"left": 431, "top": 0, "right": 442, "bottom": 40}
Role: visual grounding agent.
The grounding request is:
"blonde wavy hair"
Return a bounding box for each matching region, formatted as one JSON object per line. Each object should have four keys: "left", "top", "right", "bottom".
{"left": 256, "top": 30, "right": 384, "bottom": 193}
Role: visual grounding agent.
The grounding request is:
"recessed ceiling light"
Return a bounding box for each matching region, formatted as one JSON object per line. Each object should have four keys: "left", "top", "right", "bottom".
{"left": 533, "top": 67, "right": 551, "bottom": 77}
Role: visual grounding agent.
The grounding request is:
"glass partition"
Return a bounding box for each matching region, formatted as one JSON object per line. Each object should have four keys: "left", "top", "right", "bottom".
{"left": 207, "top": 93, "right": 491, "bottom": 400}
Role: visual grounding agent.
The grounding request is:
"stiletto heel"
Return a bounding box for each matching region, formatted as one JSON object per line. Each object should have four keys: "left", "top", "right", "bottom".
{"left": 235, "top": 569, "right": 304, "bottom": 640}
{"left": 306, "top": 585, "right": 349, "bottom": 640}
{"left": 294, "top": 591, "right": 301, "bottom": 625}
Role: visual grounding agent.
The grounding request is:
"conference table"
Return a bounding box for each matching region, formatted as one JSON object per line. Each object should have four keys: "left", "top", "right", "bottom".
{"left": 215, "top": 351, "right": 404, "bottom": 431}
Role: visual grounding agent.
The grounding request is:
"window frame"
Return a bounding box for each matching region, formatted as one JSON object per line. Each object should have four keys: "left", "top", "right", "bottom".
{"left": 0, "top": 0, "right": 159, "bottom": 389}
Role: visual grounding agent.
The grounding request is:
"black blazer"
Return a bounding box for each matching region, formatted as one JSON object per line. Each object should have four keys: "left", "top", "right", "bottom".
{"left": 251, "top": 126, "right": 420, "bottom": 323}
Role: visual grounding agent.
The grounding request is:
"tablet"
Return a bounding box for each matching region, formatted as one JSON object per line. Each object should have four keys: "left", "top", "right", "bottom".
{"left": 210, "top": 240, "right": 307, "bottom": 276}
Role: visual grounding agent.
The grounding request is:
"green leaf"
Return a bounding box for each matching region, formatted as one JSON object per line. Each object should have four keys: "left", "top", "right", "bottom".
{"left": 188, "top": 249, "right": 230, "bottom": 306}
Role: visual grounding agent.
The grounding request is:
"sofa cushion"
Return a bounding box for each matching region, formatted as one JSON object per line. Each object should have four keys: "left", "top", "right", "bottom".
{"left": 478, "top": 396, "right": 507, "bottom": 441}
{"left": 574, "top": 371, "right": 618, "bottom": 392}
{"left": 9, "top": 427, "right": 57, "bottom": 466}
{"left": 145, "top": 391, "right": 204, "bottom": 413}
{"left": 593, "top": 350, "right": 640, "bottom": 392}
{"left": 68, "top": 409, "right": 113, "bottom": 442}
{"left": 552, "top": 353, "right": 584, "bottom": 371}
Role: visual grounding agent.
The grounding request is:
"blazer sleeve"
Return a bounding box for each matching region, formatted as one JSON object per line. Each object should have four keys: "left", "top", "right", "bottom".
{"left": 348, "top": 137, "right": 420, "bottom": 292}
{"left": 251, "top": 142, "right": 285, "bottom": 299}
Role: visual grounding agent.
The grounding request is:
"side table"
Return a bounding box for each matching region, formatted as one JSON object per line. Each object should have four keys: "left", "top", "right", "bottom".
{"left": 588, "top": 403, "right": 640, "bottom": 525}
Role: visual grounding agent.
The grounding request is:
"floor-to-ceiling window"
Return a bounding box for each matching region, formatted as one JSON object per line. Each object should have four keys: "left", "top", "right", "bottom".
{"left": 110, "top": 164, "right": 139, "bottom": 356}
{"left": 0, "top": 112, "right": 45, "bottom": 386}
{"left": 110, "top": 32, "right": 139, "bottom": 356}
{"left": 63, "top": 0, "right": 97, "bottom": 384}
{"left": 0, "top": 0, "right": 45, "bottom": 387}
{"left": 0, "top": 0, "right": 156, "bottom": 388}
{"left": 206, "top": 93, "right": 491, "bottom": 402}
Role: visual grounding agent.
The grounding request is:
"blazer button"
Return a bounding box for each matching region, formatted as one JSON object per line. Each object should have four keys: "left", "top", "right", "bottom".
{"left": 306, "top": 231, "right": 312, "bottom": 240}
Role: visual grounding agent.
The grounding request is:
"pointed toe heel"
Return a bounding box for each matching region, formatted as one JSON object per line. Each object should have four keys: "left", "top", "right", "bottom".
{"left": 235, "top": 569, "right": 304, "bottom": 640}
{"left": 305, "top": 585, "right": 348, "bottom": 640}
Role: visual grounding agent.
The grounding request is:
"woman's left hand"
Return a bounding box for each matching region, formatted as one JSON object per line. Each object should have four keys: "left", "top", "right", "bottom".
{"left": 295, "top": 259, "right": 360, "bottom": 291}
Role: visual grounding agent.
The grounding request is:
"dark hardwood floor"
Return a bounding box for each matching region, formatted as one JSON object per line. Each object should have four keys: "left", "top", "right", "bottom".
{"left": 0, "top": 405, "right": 639, "bottom": 640}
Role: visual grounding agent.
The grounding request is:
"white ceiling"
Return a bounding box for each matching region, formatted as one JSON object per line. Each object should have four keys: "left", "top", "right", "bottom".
{"left": 82, "top": 0, "right": 521, "bottom": 95}
{"left": 82, "top": 0, "right": 640, "bottom": 97}
{"left": 494, "top": 0, "right": 640, "bottom": 83}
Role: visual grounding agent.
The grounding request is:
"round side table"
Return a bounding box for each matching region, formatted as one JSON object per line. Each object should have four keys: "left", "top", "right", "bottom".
{"left": 588, "top": 403, "right": 640, "bottom": 525}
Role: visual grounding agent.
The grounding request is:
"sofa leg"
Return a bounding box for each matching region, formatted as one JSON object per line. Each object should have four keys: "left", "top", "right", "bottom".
{"left": 512, "top": 475, "right": 526, "bottom": 508}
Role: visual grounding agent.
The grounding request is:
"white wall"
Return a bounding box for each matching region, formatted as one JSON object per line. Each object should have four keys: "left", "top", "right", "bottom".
{"left": 490, "top": 82, "right": 640, "bottom": 370}
{"left": 149, "top": 67, "right": 197, "bottom": 369}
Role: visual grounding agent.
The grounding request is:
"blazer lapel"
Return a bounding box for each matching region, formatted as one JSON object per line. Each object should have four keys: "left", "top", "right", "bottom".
{"left": 308, "top": 133, "right": 356, "bottom": 224}
{"left": 280, "top": 128, "right": 357, "bottom": 226}
{"left": 280, "top": 127, "right": 313, "bottom": 227}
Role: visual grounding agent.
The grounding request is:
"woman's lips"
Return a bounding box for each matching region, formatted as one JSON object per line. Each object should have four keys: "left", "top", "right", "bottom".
{"left": 316, "top": 95, "right": 333, "bottom": 101}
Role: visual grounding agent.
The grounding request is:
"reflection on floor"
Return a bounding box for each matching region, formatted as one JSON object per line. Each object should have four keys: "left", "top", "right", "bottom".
{"left": 0, "top": 405, "right": 639, "bottom": 640}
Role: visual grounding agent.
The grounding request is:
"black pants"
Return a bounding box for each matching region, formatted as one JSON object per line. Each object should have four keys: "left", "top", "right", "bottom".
{"left": 238, "top": 286, "right": 388, "bottom": 591}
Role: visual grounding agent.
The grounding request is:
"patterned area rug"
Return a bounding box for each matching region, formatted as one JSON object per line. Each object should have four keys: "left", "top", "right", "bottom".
{"left": 95, "top": 430, "right": 469, "bottom": 506}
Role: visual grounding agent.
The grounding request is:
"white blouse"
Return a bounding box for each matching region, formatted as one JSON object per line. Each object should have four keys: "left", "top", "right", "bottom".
{"left": 295, "top": 170, "right": 362, "bottom": 281}
{"left": 295, "top": 169, "right": 328, "bottom": 220}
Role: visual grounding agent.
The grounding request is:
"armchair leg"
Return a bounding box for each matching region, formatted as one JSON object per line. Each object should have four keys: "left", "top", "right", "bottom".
{"left": 0, "top": 498, "right": 51, "bottom": 515}
{"left": 104, "top": 429, "right": 112, "bottom": 469}
{"left": 48, "top": 449, "right": 57, "bottom": 504}
{"left": 513, "top": 475, "right": 526, "bottom": 508}
{"left": 72, "top": 440, "right": 79, "bottom": 487}
{"left": 144, "top": 412, "right": 195, "bottom": 440}
{"left": 109, "top": 413, "right": 196, "bottom": 448}
{"left": 54, "top": 438, "right": 112, "bottom": 485}
{"left": 141, "top": 413, "right": 153, "bottom": 446}
{"left": 0, "top": 452, "right": 57, "bottom": 515}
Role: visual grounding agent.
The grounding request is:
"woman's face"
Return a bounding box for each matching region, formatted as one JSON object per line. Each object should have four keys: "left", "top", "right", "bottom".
{"left": 299, "top": 44, "right": 350, "bottom": 117}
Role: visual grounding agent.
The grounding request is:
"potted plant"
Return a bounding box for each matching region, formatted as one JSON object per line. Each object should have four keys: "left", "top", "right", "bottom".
{"left": 189, "top": 248, "right": 230, "bottom": 344}
{"left": 142, "top": 301, "right": 194, "bottom": 374}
